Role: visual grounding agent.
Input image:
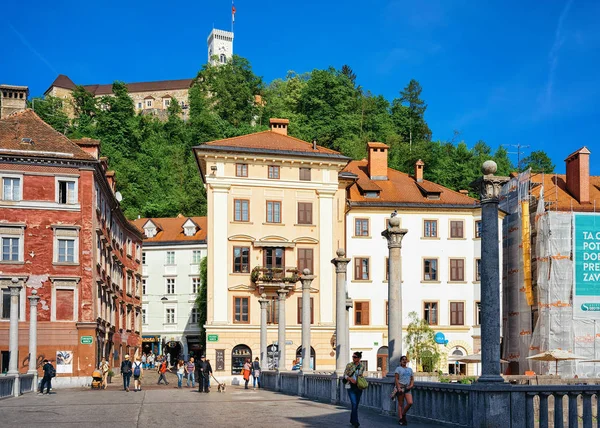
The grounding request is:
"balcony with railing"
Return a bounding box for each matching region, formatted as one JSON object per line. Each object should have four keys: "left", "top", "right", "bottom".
{"left": 251, "top": 266, "right": 299, "bottom": 289}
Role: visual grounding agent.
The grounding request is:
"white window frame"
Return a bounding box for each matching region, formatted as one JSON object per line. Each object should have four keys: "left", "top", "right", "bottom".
{"left": 1, "top": 174, "right": 23, "bottom": 201}
{"left": 192, "top": 250, "right": 201, "bottom": 264}
{"left": 166, "top": 278, "right": 175, "bottom": 294}
{"left": 52, "top": 227, "right": 79, "bottom": 264}
{"left": 142, "top": 251, "right": 147, "bottom": 265}
{"left": 146, "top": 100, "right": 153, "bottom": 107}
{"left": 165, "top": 307, "right": 175, "bottom": 324}
{"left": 55, "top": 176, "right": 78, "bottom": 205}
{"left": 0, "top": 225, "right": 25, "bottom": 263}
{"left": 50, "top": 278, "right": 79, "bottom": 322}
{"left": 192, "top": 277, "right": 200, "bottom": 294}
{"left": 191, "top": 307, "right": 199, "bottom": 323}
{"left": 142, "top": 306, "right": 147, "bottom": 325}
{"left": 163, "top": 98, "right": 171, "bottom": 108}
{"left": 166, "top": 251, "right": 175, "bottom": 265}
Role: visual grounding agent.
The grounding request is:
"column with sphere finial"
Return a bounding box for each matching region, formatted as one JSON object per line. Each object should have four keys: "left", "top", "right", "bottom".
{"left": 382, "top": 215, "right": 408, "bottom": 376}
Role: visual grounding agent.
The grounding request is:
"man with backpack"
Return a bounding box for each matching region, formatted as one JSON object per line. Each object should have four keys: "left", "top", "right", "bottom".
{"left": 39, "top": 359, "right": 55, "bottom": 394}
{"left": 120, "top": 354, "right": 133, "bottom": 392}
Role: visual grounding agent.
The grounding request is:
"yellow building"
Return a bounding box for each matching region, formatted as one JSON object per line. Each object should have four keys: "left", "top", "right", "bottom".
{"left": 193, "top": 119, "right": 350, "bottom": 378}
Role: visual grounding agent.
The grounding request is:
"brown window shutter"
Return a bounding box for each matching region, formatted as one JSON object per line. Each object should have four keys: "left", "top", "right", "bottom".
{"left": 298, "top": 203, "right": 305, "bottom": 224}
{"left": 297, "top": 297, "right": 302, "bottom": 324}
{"left": 307, "top": 203, "right": 312, "bottom": 224}
{"left": 363, "top": 302, "right": 370, "bottom": 326}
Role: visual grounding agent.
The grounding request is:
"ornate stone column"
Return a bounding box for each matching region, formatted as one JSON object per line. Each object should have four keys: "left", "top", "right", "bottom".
{"left": 382, "top": 216, "right": 408, "bottom": 376}
{"left": 331, "top": 249, "right": 350, "bottom": 374}
{"left": 300, "top": 270, "right": 315, "bottom": 372}
{"left": 258, "top": 294, "right": 269, "bottom": 368}
{"left": 8, "top": 278, "right": 22, "bottom": 397}
{"left": 28, "top": 289, "right": 40, "bottom": 386}
{"left": 277, "top": 286, "right": 288, "bottom": 370}
{"left": 471, "top": 160, "right": 509, "bottom": 383}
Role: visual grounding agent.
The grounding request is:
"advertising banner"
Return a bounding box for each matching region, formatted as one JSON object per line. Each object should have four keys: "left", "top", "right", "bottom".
{"left": 56, "top": 350, "right": 73, "bottom": 374}
{"left": 574, "top": 213, "right": 600, "bottom": 318}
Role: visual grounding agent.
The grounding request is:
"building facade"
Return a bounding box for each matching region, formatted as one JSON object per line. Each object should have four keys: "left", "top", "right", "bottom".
{"left": 207, "top": 29, "right": 234, "bottom": 66}
{"left": 0, "top": 85, "right": 29, "bottom": 119}
{"left": 0, "top": 108, "right": 142, "bottom": 385}
{"left": 131, "top": 215, "right": 207, "bottom": 362}
{"left": 194, "top": 119, "right": 349, "bottom": 380}
{"left": 344, "top": 143, "right": 500, "bottom": 376}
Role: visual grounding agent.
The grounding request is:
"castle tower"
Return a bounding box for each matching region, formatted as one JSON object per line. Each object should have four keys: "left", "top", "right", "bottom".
{"left": 207, "top": 29, "right": 234, "bottom": 65}
{"left": 0, "top": 85, "right": 29, "bottom": 119}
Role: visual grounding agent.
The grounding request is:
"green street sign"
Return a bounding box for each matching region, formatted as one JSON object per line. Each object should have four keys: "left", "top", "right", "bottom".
{"left": 207, "top": 334, "right": 219, "bottom": 342}
{"left": 80, "top": 336, "right": 93, "bottom": 345}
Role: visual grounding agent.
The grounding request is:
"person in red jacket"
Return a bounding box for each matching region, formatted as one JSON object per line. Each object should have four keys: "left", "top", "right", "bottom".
{"left": 157, "top": 359, "right": 169, "bottom": 385}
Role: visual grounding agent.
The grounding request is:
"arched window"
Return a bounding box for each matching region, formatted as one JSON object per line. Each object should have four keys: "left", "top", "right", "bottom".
{"left": 449, "top": 347, "right": 467, "bottom": 375}
{"left": 220, "top": 54, "right": 227, "bottom": 63}
{"left": 231, "top": 344, "right": 252, "bottom": 375}
{"left": 295, "top": 346, "right": 316, "bottom": 370}
{"left": 377, "top": 346, "right": 389, "bottom": 375}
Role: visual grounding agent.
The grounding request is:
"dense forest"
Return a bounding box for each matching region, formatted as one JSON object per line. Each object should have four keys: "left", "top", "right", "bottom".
{"left": 31, "top": 56, "right": 555, "bottom": 219}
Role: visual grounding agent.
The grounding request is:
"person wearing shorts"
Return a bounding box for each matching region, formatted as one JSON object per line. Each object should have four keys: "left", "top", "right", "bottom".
{"left": 394, "top": 355, "right": 414, "bottom": 425}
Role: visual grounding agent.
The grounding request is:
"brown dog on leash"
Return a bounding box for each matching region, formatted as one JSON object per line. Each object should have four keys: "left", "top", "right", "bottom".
{"left": 212, "top": 374, "right": 226, "bottom": 392}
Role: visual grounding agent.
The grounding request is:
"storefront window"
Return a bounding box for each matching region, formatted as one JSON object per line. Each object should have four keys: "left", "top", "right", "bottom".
{"left": 231, "top": 344, "right": 252, "bottom": 375}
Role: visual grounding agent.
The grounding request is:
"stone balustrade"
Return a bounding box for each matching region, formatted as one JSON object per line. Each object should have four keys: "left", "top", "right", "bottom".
{"left": 19, "top": 374, "right": 35, "bottom": 395}
{"left": 261, "top": 371, "right": 600, "bottom": 427}
{"left": 0, "top": 377, "right": 15, "bottom": 399}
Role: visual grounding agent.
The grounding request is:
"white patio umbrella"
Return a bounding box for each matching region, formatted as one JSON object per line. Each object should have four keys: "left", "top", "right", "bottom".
{"left": 527, "top": 349, "right": 586, "bottom": 375}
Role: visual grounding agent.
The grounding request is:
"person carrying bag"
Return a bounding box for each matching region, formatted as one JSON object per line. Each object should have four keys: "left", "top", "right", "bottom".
{"left": 344, "top": 351, "right": 366, "bottom": 428}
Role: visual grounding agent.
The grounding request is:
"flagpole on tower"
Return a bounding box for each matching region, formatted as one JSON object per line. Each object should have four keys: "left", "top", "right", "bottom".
{"left": 231, "top": 0, "right": 236, "bottom": 33}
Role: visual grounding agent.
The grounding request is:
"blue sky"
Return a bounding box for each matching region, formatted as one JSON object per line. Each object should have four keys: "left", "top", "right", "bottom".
{"left": 2, "top": 0, "right": 599, "bottom": 174}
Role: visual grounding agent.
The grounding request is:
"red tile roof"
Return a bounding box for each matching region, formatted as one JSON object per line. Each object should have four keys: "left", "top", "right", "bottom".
{"left": 131, "top": 215, "right": 207, "bottom": 243}
{"left": 0, "top": 110, "right": 96, "bottom": 161}
{"left": 344, "top": 160, "right": 478, "bottom": 207}
{"left": 531, "top": 172, "right": 600, "bottom": 212}
{"left": 71, "top": 137, "right": 100, "bottom": 146}
{"left": 83, "top": 79, "right": 193, "bottom": 96}
{"left": 197, "top": 130, "right": 345, "bottom": 156}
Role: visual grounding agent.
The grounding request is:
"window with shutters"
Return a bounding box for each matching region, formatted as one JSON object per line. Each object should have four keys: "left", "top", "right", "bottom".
{"left": 266, "top": 297, "right": 279, "bottom": 324}
{"left": 354, "top": 219, "right": 369, "bottom": 236}
{"left": 450, "top": 302, "right": 465, "bottom": 325}
{"left": 233, "top": 297, "right": 249, "bottom": 323}
{"left": 297, "top": 248, "right": 314, "bottom": 274}
{"left": 234, "top": 199, "right": 250, "bottom": 222}
{"left": 233, "top": 247, "right": 250, "bottom": 273}
{"left": 475, "top": 220, "right": 482, "bottom": 239}
{"left": 450, "top": 220, "right": 464, "bottom": 238}
{"left": 297, "top": 202, "right": 313, "bottom": 225}
{"left": 423, "top": 302, "right": 438, "bottom": 325}
{"left": 354, "top": 258, "right": 369, "bottom": 280}
{"left": 266, "top": 201, "right": 281, "bottom": 223}
{"left": 354, "top": 301, "right": 370, "bottom": 326}
{"left": 449, "top": 259, "right": 465, "bottom": 281}
{"left": 299, "top": 167, "right": 311, "bottom": 181}
{"left": 423, "top": 258, "right": 438, "bottom": 281}
{"left": 475, "top": 258, "right": 481, "bottom": 282}
{"left": 475, "top": 301, "right": 481, "bottom": 325}
{"left": 297, "top": 297, "right": 314, "bottom": 324}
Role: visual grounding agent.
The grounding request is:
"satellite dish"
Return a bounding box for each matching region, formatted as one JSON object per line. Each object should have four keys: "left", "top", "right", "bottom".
{"left": 115, "top": 191, "right": 123, "bottom": 202}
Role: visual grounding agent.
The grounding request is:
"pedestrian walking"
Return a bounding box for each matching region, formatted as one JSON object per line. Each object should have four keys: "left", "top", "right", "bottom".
{"left": 100, "top": 357, "right": 110, "bottom": 390}
{"left": 141, "top": 353, "right": 147, "bottom": 369}
{"left": 197, "top": 355, "right": 210, "bottom": 393}
{"left": 132, "top": 356, "right": 143, "bottom": 392}
{"left": 186, "top": 357, "right": 195, "bottom": 388}
{"left": 394, "top": 355, "right": 415, "bottom": 426}
{"left": 166, "top": 353, "right": 172, "bottom": 369}
{"left": 252, "top": 357, "right": 261, "bottom": 389}
{"left": 242, "top": 358, "right": 251, "bottom": 389}
{"left": 177, "top": 360, "right": 185, "bottom": 388}
{"left": 344, "top": 351, "right": 365, "bottom": 428}
{"left": 157, "top": 359, "right": 169, "bottom": 385}
{"left": 148, "top": 353, "right": 154, "bottom": 369}
{"left": 121, "top": 354, "right": 133, "bottom": 392}
{"left": 39, "top": 359, "right": 55, "bottom": 394}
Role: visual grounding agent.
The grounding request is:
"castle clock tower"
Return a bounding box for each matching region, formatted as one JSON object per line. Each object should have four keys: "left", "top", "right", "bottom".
{"left": 207, "top": 29, "right": 234, "bottom": 65}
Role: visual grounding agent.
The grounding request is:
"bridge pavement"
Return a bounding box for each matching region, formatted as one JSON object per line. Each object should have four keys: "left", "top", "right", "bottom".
{"left": 0, "top": 379, "right": 438, "bottom": 427}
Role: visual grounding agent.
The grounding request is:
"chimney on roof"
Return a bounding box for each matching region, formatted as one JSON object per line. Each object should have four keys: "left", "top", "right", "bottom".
{"left": 0, "top": 85, "right": 29, "bottom": 119}
{"left": 269, "top": 118, "right": 289, "bottom": 136}
{"left": 106, "top": 170, "right": 116, "bottom": 193}
{"left": 367, "top": 142, "right": 389, "bottom": 180}
{"left": 415, "top": 159, "right": 425, "bottom": 183}
{"left": 73, "top": 138, "right": 101, "bottom": 159}
{"left": 565, "top": 147, "right": 591, "bottom": 204}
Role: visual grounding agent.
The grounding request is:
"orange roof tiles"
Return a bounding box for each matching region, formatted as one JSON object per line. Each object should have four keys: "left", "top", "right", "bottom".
{"left": 0, "top": 109, "right": 96, "bottom": 161}
{"left": 344, "top": 160, "right": 478, "bottom": 207}
{"left": 131, "top": 216, "right": 207, "bottom": 243}
{"left": 367, "top": 142, "right": 389, "bottom": 149}
{"left": 531, "top": 172, "right": 600, "bottom": 212}
{"left": 196, "top": 130, "right": 347, "bottom": 157}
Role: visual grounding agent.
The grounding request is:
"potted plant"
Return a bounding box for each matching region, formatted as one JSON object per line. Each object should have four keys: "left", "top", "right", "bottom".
{"left": 107, "top": 369, "right": 114, "bottom": 384}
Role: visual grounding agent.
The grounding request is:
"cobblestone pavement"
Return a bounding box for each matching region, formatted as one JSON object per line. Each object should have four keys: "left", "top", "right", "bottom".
{"left": 0, "top": 372, "right": 439, "bottom": 428}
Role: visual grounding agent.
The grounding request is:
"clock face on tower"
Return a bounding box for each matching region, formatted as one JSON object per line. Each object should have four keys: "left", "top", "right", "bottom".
{"left": 219, "top": 46, "right": 227, "bottom": 53}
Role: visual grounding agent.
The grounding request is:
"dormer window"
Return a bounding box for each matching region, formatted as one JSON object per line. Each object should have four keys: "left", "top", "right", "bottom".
{"left": 182, "top": 218, "right": 198, "bottom": 237}
{"left": 364, "top": 191, "right": 379, "bottom": 198}
{"left": 143, "top": 220, "right": 159, "bottom": 238}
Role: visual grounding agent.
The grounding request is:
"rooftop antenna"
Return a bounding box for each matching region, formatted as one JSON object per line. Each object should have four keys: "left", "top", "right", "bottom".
{"left": 507, "top": 143, "right": 530, "bottom": 171}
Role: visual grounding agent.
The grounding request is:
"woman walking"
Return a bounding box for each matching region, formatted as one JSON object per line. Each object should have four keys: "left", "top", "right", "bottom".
{"left": 100, "top": 357, "right": 110, "bottom": 390}
{"left": 176, "top": 360, "right": 185, "bottom": 388}
{"left": 242, "top": 358, "right": 251, "bottom": 390}
{"left": 157, "top": 359, "right": 169, "bottom": 385}
{"left": 394, "top": 355, "right": 414, "bottom": 426}
{"left": 132, "top": 356, "right": 143, "bottom": 392}
{"left": 344, "top": 351, "right": 365, "bottom": 428}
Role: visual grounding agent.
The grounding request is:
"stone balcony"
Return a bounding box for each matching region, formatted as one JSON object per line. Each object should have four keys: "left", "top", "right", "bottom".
{"left": 251, "top": 266, "right": 299, "bottom": 292}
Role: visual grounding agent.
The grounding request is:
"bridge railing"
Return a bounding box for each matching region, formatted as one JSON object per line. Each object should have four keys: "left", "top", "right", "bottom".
{"left": 19, "top": 374, "right": 35, "bottom": 395}
{"left": 260, "top": 371, "right": 600, "bottom": 427}
{"left": 0, "top": 377, "right": 15, "bottom": 399}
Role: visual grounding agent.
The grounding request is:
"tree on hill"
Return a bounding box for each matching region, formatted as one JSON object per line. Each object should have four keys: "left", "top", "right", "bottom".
{"left": 29, "top": 96, "right": 70, "bottom": 134}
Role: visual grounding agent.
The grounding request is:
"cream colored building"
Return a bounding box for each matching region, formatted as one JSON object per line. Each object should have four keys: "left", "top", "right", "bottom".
{"left": 193, "top": 119, "right": 350, "bottom": 379}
